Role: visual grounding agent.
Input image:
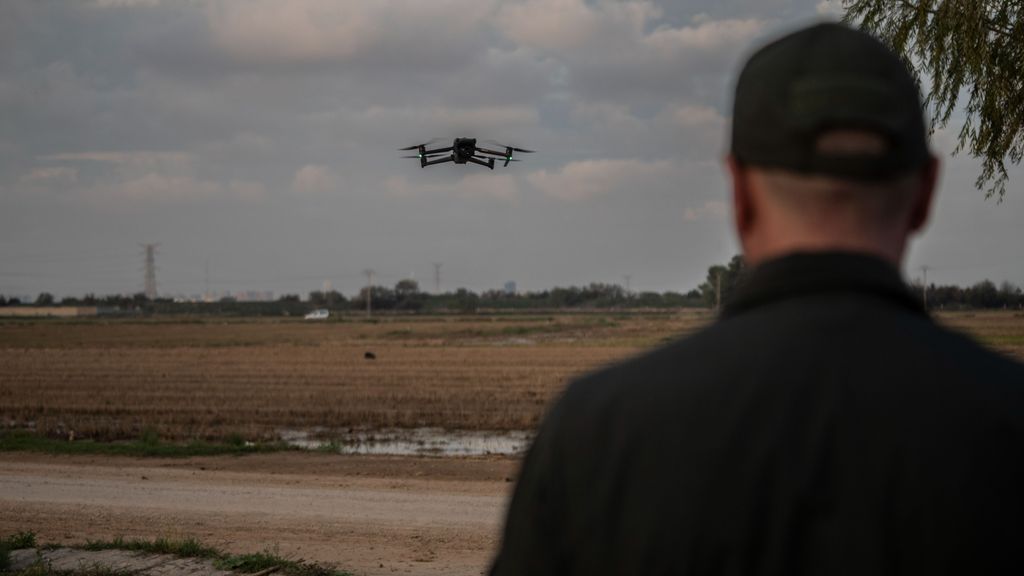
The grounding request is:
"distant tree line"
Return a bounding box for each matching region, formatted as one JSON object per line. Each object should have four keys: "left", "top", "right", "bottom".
{"left": 3, "top": 261, "right": 1022, "bottom": 314}
{"left": 324, "top": 279, "right": 705, "bottom": 313}
{"left": 910, "top": 279, "right": 1024, "bottom": 310}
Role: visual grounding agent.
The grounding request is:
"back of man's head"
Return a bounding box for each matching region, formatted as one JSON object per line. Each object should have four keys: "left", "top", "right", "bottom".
{"left": 727, "top": 23, "right": 938, "bottom": 265}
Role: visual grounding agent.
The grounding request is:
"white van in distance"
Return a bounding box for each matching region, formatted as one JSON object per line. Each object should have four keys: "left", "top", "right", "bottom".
{"left": 304, "top": 309, "right": 329, "bottom": 320}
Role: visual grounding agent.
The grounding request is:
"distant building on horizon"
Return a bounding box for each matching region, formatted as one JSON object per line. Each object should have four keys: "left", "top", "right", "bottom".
{"left": 233, "top": 290, "right": 275, "bottom": 302}
{"left": 179, "top": 290, "right": 275, "bottom": 303}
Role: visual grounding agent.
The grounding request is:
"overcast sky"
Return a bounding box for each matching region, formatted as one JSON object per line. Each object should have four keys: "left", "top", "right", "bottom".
{"left": 1, "top": 0, "right": 1021, "bottom": 299}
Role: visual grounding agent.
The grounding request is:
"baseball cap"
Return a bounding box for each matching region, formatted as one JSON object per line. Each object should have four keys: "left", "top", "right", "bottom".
{"left": 730, "top": 22, "right": 930, "bottom": 180}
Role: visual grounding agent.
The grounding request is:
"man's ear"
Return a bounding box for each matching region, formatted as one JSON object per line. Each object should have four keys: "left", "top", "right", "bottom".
{"left": 908, "top": 155, "right": 939, "bottom": 234}
{"left": 726, "top": 155, "right": 754, "bottom": 237}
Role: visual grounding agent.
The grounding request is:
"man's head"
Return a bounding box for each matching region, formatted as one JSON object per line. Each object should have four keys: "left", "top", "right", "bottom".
{"left": 727, "top": 22, "right": 939, "bottom": 266}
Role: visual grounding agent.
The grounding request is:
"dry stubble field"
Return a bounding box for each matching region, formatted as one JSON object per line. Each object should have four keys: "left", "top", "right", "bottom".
{"left": 1, "top": 310, "right": 1022, "bottom": 443}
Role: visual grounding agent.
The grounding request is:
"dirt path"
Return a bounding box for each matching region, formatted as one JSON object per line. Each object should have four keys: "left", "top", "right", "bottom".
{"left": 0, "top": 453, "right": 519, "bottom": 576}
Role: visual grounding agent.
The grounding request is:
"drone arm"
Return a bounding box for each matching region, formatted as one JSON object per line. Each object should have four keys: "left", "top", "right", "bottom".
{"left": 422, "top": 146, "right": 453, "bottom": 156}
{"left": 422, "top": 156, "right": 454, "bottom": 167}
{"left": 474, "top": 147, "right": 506, "bottom": 157}
{"left": 467, "top": 156, "right": 495, "bottom": 169}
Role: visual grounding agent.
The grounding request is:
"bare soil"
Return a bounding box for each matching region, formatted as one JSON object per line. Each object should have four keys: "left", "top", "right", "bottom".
{"left": 2, "top": 312, "right": 1021, "bottom": 576}
{"left": 0, "top": 452, "right": 518, "bottom": 576}
{"left": 0, "top": 314, "right": 710, "bottom": 440}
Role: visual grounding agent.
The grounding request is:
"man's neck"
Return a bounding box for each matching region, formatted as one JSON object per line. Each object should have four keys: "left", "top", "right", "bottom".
{"left": 742, "top": 233, "right": 905, "bottom": 268}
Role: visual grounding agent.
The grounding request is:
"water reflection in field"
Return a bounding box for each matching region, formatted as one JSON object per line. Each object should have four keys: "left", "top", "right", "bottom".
{"left": 280, "top": 427, "right": 533, "bottom": 456}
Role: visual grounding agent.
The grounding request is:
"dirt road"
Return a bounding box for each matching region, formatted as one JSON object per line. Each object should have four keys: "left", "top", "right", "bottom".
{"left": 0, "top": 452, "right": 519, "bottom": 576}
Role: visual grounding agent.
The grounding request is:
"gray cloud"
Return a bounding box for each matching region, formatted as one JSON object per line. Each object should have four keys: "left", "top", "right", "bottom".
{"left": 1, "top": 0, "right": 1021, "bottom": 299}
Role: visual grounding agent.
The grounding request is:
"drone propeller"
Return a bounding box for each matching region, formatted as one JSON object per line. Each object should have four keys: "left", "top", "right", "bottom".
{"left": 483, "top": 140, "right": 535, "bottom": 153}
{"left": 398, "top": 138, "right": 443, "bottom": 151}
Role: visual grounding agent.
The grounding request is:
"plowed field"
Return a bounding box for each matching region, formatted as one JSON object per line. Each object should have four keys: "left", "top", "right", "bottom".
{"left": 1, "top": 311, "right": 1020, "bottom": 442}
{"left": 0, "top": 313, "right": 708, "bottom": 441}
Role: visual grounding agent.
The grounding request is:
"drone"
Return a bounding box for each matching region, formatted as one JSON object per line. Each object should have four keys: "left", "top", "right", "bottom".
{"left": 400, "top": 138, "right": 534, "bottom": 169}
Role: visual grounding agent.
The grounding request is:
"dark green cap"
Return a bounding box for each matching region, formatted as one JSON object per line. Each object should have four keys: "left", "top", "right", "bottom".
{"left": 731, "top": 22, "right": 930, "bottom": 180}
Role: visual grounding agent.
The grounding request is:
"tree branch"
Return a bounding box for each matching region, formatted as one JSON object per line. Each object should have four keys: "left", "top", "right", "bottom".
{"left": 892, "top": 0, "right": 1015, "bottom": 38}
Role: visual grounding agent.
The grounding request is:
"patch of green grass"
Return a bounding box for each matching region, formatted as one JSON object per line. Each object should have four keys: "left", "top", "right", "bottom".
{"left": 216, "top": 551, "right": 288, "bottom": 573}
{"left": 0, "top": 431, "right": 292, "bottom": 458}
{"left": 3, "top": 532, "right": 37, "bottom": 550}
{"left": 80, "top": 536, "right": 218, "bottom": 559}
{"left": 1, "top": 532, "right": 38, "bottom": 573}
{"left": 41, "top": 536, "right": 353, "bottom": 576}
{"left": 8, "top": 561, "right": 131, "bottom": 576}
{"left": 314, "top": 439, "right": 342, "bottom": 454}
{"left": 216, "top": 550, "right": 352, "bottom": 576}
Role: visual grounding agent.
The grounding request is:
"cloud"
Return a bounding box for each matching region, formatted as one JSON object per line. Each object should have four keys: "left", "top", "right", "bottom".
{"left": 452, "top": 172, "right": 520, "bottom": 202}
{"left": 90, "top": 0, "right": 160, "bottom": 7}
{"left": 204, "top": 0, "right": 497, "bottom": 69}
{"left": 19, "top": 166, "right": 78, "bottom": 186}
{"left": 362, "top": 105, "right": 539, "bottom": 135}
{"left": 383, "top": 172, "right": 521, "bottom": 203}
{"left": 78, "top": 174, "right": 267, "bottom": 206}
{"left": 564, "top": 101, "right": 728, "bottom": 162}
{"left": 496, "top": 0, "right": 768, "bottom": 105}
{"left": 107, "top": 172, "right": 222, "bottom": 202}
{"left": 668, "top": 104, "right": 724, "bottom": 128}
{"left": 527, "top": 158, "right": 676, "bottom": 201}
{"left": 227, "top": 179, "right": 268, "bottom": 201}
{"left": 815, "top": 1, "right": 845, "bottom": 16}
{"left": 498, "top": 0, "right": 657, "bottom": 53}
{"left": 22, "top": 150, "right": 266, "bottom": 206}
{"left": 19, "top": 0, "right": 1018, "bottom": 297}
{"left": 39, "top": 151, "right": 193, "bottom": 173}
{"left": 683, "top": 200, "right": 728, "bottom": 222}
{"left": 499, "top": 0, "right": 764, "bottom": 60}
{"left": 291, "top": 164, "right": 337, "bottom": 195}
{"left": 643, "top": 17, "right": 765, "bottom": 54}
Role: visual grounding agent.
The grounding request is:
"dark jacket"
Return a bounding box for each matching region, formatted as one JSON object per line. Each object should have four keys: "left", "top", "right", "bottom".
{"left": 491, "top": 252, "right": 1024, "bottom": 576}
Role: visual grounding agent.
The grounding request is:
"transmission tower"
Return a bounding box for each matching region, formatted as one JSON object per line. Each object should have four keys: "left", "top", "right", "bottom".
{"left": 920, "top": 265, "right": 930, "bottom": 309}
{"left": 142, "top": 243, "right": 159, "bottom": 299}
{"left": 433, "top": 262, "right": 442, "bottom": 294}
{"left": 363, "top": 268, "right": 374, "bottom": 317}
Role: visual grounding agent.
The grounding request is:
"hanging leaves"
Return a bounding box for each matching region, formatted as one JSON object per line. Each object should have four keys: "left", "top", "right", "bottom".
{"left": 843, "top": 0, "right": 1023, "bottom": 200}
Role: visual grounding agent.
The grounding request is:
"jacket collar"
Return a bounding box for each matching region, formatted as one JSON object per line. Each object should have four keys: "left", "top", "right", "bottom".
{"left": 722, "top": 251, "right": 927, "bottom": 318}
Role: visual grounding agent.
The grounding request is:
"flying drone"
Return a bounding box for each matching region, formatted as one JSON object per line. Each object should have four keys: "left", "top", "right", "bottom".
{"left": 400, "top": 138, "right": 534, "bottom": 169}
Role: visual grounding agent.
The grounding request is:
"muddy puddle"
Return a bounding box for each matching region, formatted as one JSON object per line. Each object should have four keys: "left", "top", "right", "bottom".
{"left": 279, "top": 427, "right": 533, "bottom": 457}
